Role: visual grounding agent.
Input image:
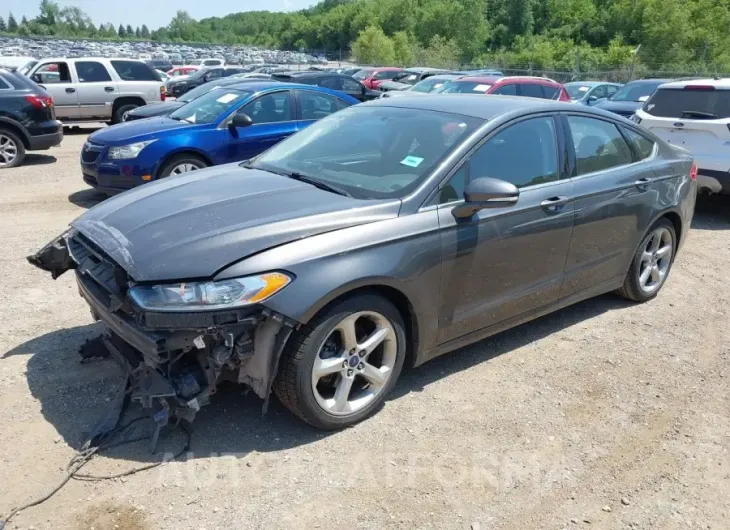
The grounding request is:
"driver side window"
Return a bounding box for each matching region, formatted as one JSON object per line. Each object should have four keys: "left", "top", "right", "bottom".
{"left": 241, "top": 92, "right": 292, "bottom": 124}
{"left": 434, "top": 116, "right": 559, "bottom": 204}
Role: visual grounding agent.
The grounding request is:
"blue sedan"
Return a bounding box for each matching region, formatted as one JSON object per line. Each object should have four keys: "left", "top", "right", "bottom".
{"left": 564, "top": 81, "right": 623, "bottom": 106}
{"left": 80, "top": 82, "right": 359, "bottom": 193}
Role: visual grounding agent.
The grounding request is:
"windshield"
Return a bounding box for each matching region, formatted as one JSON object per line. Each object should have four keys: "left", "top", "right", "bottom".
{"left": 644, "top": 88, "right": 730, "bottom": 119}
{"left": 410, "top": 77, "right": 453, "bottom": 93}
{"left": 565, "top": 83, "right": 593, "bottom": 99}
{"left": 18, "top": 60, "right": 37, "bottom": 75}
{"left": 353, "top": 69, "right": 373, "bottom": 80}
{"left": 610, "top": 82, "right": 661, "bottom": 102}
{"left": 169, "top": 89, "right": 251, "bottom": 124}
{"left": 437, "top": 81, "right": 492, "bottom": 94}
{"left": 392, "top": 71, "right": 419, "bottom": 85}
{"left": 250, "top": 106, "right": 482, "bottom": 200}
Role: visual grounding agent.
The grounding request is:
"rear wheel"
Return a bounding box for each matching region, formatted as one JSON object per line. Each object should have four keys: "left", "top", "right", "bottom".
{"left": 0, "top": 129, "right": 25, "bottom": 169}
{"left": 616, "top": 218, "right": 676, "bottom": 302}
{"left": 158, "top": 154, "right": 208, "bottom": 178}
{"left": 274, "top": 294, "right": 406, "bottom": 429}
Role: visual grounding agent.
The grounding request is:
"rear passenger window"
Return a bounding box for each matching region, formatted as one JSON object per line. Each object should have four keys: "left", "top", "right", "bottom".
{"left": 567, "top": 116, "right": 634, "bottom": 175}
{"left": 111, "top": 61, "right": 159, "bottom": 82}
{"left": 542, "top": 85, "right": 560, "bottom": 99}
{"left": 297, "top": 90, "right": 342, "bottom": 120}
{"left": 624, "top": 128, "right": 656, "bottom": 160}
{"left": 320, "top": 77, "right": 342, "bottom": 90}
{"left": 491, "top": 83, "right": 517, "bottom": 96}
{"left": 519, "top": 83, "right": 544, "bottom": 99}
{"left": 75, "top": 61, "right": 111, "bottom": 83}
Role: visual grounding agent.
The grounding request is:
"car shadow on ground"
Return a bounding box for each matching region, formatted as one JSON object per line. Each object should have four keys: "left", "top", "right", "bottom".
{"left": 691, "top": 195, "right": 730, "bottom": 230}
{"left": 21, "top": 154, "right": 57, "bottom": 166}
{"left": 63, "top": 125, "right": 104, "bottom": 135}
{"left": 3, "top": 293, "right": 631, "bottom": 465}
{"left": 68, "top": 188, "right": 107, "bottom": 209}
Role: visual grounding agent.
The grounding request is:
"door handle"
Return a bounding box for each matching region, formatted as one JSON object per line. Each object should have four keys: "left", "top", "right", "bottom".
{"left": 104, "top": 86, "right": 115, "bottom": 92}
{"left": 540, "top": 196, "right": 569, "bottom": 211}
{"left": 65, "top": 88, "right": 76, "bottom": 93}
{"left": 634, "top": 177, "right": 652, "bottom": 190}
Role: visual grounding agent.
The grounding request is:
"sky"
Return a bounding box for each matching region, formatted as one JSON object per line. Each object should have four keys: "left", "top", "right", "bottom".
{"left": 3, "top": 0, "right": 316, "bottom": 29}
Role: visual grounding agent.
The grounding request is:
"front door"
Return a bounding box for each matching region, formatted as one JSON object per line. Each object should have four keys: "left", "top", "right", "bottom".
{"left": 74, "top": 60, "right": 117, "bottom": 119}
{"left": 228, "top": 90, "right": 295, "bottom": 162}
{"left": 560, "top": 114, "right": 658, "bottom": 297}
{"left": 31, "top": 61, "right": 79, "bottom": 119}
{"left": 435, "top": 115, "right": 575, "bottom": 344}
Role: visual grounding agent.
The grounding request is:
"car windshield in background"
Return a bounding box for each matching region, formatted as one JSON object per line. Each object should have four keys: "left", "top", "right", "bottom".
{"left": 251, "top": 106, "right": 482, "bottom": 200}
{"left": 353, "top": 69, "right": 373, "bottom": 80}
{"left": 169, "top": 89, "right": 251, "bottom": 124}
{"left": 644, "top": 88, "right": 730, "bottom": 119}
{"left": 411, "top": 78, "right": 450, "bottom": 93}
{"left": 178, "top": 82, "right": 222, "bottom": 103}
{"left": 437, "top": 81, "right": 492, "bottom": 94}
{"left": 610, "top": 82, "right": 661, "bottom": 102}
{"left": 565, "top": 83, "right": 592, "bottom": 99}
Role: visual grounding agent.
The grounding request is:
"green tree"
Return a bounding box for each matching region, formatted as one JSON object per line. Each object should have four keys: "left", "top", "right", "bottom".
{"left": 140, "top": 24, "right": 150, "bottom": 38}
{"left": 118, "top": 24, "right": 125, "bottom": 38}
{"left": 7, "top": 13, "right": 17, "bottom": 33}
{"left": 506, "top": 0, "right": 533, "bottom": 41}
{"left": 352, "top": 25, "right": 395, "bottom": 65}
{"left": 21, "top": 15, "right": 28, "bottom": 26}
{"left": 294, "top": 38, "right": 308, "bottom": 50}
{"left": 423, "top": 34, "right": 461, "bottom": 68}
{"left": 37, "top": 0, "right": 60, "bottom": 26}
{"left": 126, "top": 24, "right": 133, "bottom": 36}
{"left": 0, "top": 17, "right": 6, "bottom": 32}
{"left": 392, "top": 31, "right": 414, "bottom": 65}
{"left": 135, "top": 26, "right": 141, "bottom": 38}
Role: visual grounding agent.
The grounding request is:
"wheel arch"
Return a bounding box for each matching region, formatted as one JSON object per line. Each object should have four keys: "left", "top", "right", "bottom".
{"left": 0, "top": 117, "right": 31, "bottom": 149}
{"left": 154, "top": 149, "right": 214, "bottom": 177}
{"left": 659, "top": 210, "right": 683, "bottom": 253}
{"left": 111, "top": 96, "right": 148, "bottom": 114}
{"left": 300, "top": 282, "right": 420, "bottom": 368}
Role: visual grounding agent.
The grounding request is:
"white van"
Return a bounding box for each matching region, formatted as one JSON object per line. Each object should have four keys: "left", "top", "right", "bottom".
{"left": 634, "top": 78, "right": 730, "bottom": 194}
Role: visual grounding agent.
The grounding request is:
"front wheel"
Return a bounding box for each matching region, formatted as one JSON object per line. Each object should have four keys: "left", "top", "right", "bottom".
{"left": 616, "top": 218, "right": 676, "bottom": 302}
{"left": 158, "top": 154, "right": 208, "bottom": 178}
{"left": 274, "top": 294, "right": 406, "bottom": 429}
{"left": 0, "top": 129, "right": 26, "bottom": 169}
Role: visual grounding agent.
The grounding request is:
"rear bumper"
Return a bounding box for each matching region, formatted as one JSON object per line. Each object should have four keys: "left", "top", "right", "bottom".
{"left": 28, "top": 123, "right": 63, "bottom": 151}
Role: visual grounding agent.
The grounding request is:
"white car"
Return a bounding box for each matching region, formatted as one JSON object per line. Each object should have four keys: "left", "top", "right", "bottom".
{"left": 634, "top": 78, "right": 730, "bottom": 195}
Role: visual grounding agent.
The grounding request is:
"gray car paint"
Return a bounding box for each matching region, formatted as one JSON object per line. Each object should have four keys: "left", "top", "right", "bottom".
{"left": 70, "top": 95, "right": 695, "bottom": 368}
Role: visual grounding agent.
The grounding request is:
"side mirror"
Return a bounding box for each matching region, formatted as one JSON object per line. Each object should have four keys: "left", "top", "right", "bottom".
{"left": 230, "top": 112, "right": 253, "bottom": 129}
{"left": 588, "top": 95, "right": 598, "bottom": 102}
{"left": 452, "top": 177, "right": 519, "bottom": 218}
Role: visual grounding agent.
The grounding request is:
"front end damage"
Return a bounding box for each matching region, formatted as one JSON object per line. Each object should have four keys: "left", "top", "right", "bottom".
{"left": 28, "top": 230, "right": 297, "bottom": 425}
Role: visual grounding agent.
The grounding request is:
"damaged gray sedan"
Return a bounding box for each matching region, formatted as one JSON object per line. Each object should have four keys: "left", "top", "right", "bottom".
{"left": 30, "top": 95, "right": 696, "bottom": 429}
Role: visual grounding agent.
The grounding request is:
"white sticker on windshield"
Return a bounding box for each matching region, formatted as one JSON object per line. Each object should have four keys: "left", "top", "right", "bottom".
{"left": 216, "top": 93, "right": 239, "bottom": 104}
{"left": 638, "top": 95, "right": 650, "bottom": 102}
{"left": 473, "top": 84, "right": 490, "bottom": 92}
{"left": 400, "top": 156, "right": 424, "bottom": 168}
{"left": 579, "top": 86, "right": 590, "bottom": 92}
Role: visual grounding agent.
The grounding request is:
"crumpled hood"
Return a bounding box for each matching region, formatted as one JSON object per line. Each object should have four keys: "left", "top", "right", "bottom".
{"left": 71, "top": 164, "right": 400, "bottom": 282}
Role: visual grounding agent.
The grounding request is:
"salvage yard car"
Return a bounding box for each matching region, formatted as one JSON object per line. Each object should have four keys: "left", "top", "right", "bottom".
{"left": 30, "top": 95, "right": 697, "bottom": 430}
{"left": 80, "top": 81, "right": 357, "bottom": 193}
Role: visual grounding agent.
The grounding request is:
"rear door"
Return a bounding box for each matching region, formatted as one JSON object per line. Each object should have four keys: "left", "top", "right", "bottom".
{"left": 518, "top": 83, "right": 545, "bottom": 99}
{"left": 560, "top": 113, "right": 658, "bottom": 297}
{"left": 640, "top": 86, "right": 730, "bottom": 173}
{"left": 228, "top": 89, "right": 295, "bottom": 161}
{"left": 74, "top": 60, "right": 116, "bottom": 119}
{"left": 30, "top": 61, "right": 79, "bottom": 119}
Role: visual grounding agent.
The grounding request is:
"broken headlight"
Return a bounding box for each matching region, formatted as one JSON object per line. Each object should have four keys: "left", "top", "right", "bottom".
{"left": 128, "top": 272, "right": 292, "bottom": 311}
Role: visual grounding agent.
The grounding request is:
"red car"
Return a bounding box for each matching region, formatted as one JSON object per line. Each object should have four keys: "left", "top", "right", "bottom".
{"left": 439, "top": 76, "right": 571, "bottom": 102}
{"left": 353, "top": 67, "right": 403, "bottom": 90}
{"left": 166, "top": 66, "right": 199, "bottom": 78}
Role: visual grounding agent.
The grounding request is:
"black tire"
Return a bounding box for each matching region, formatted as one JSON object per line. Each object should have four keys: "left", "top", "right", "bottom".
{"left": 274, "top": 293, "right": 407, "bottom": 429}
{"left": 157, "top": 154, "right": 208, "bottom": 178}
{"left": 0, "top": 128, "right": 26, "bottom": 169}
{"left": 113, "top": 103, "right": 139, "bottom": 124}
{"left": 616, "top": 218, "right": 676, "bottom": 302}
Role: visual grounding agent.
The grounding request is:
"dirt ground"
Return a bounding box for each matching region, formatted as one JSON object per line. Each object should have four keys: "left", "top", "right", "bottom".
{"left": 0, "top": 128, "right": 728, "bottom": 530}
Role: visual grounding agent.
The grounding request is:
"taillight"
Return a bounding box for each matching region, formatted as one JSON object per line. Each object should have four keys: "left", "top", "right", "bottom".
{"left": 690, "top": 163, "right": 697, "bottom": 181}
{"left": 160, "top": 85, "right": 166, "bottom": 102}
{"left": 25, "top": 94, "right": 53, "bottom": 109}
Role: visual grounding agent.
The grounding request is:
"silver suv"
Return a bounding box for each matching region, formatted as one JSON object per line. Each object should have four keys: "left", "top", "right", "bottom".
{"left": 26, "top": 57, "right": 164, "bottom": 124}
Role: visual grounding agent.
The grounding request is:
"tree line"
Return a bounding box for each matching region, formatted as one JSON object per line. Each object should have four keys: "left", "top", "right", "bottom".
{"left": 3, "top": 0, "right": 730, "bottom": 74}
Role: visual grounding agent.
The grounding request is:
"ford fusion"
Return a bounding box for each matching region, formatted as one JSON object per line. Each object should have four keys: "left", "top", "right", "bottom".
{"left": 30, "top": 95, "right": 696, "bottom": 429}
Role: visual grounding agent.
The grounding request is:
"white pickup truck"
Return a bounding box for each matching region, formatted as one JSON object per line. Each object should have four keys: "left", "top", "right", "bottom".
{"left": 26, "top": 57, "right": 165, "bottom": 124}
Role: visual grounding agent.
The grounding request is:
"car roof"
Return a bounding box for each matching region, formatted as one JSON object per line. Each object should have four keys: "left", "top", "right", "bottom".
{"left": 226, "top": 80, "right": 353, "bottom": 97}
{"left": 454, "top": 76, "right": 501, "bottom": 83}
{"left": 365, "top": 93, "right": 570, "bottom": 119}
{"left": 565, "top": 81, "right": 603, "bottom": 87}
{"left": 657, "top": 78, "right": 730, "bottom": 89}
{"left": 627, "top": 78, "right": 673, "bottom": 85}
{"left": 418, "top": 74, "right": 461, "bottom": 81}
{"left": 403, "top": 67, "right": 447, "bottom": 73}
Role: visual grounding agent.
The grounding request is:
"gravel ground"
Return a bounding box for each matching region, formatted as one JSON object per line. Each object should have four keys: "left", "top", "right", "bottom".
{"left": 1, "top": 129, "right": 729, "bottom": 530}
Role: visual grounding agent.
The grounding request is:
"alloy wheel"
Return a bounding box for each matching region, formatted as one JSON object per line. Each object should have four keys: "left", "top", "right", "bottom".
{"left": 638, "top": 226, "right": 673, "bottom": 293}
{"left": 0, "top": 134, "right": 18, "bottom": 167}
{"left": 311, "top": 311, "right": 398, "bottom": 416}
{"left": 170, "top": 163, "right": 201, "bottom": 175}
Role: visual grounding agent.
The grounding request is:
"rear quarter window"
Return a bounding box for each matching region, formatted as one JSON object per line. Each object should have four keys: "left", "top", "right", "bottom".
{"left": 111, "top": 61, "right": 160, "bottom": 82}
{"left": 624, "top": 128, "right": 656, "bottom": 160}
{"left": 644, "top": 88, "right": 730, "bottom": 119}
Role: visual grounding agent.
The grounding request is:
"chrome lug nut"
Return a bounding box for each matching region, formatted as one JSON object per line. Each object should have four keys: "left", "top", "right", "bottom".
{"left": 347, "top": 369, "right": 353, "bottom": 376}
